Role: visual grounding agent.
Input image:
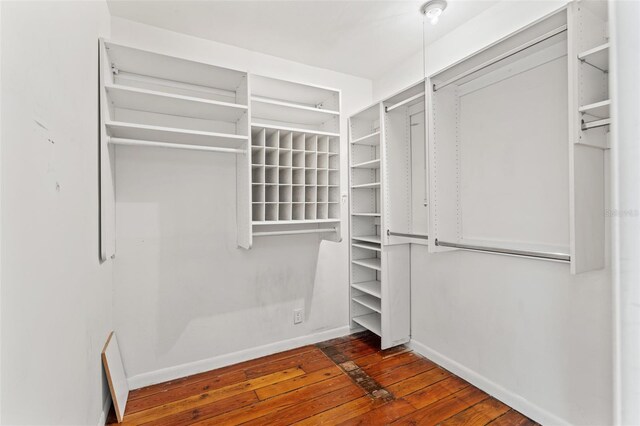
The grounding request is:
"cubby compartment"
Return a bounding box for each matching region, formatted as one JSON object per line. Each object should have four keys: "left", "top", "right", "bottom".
{"left": 252, "top": 204, "right": 265, "bottom": 222}
{"left": 278, "top": 168, "right": 292, "bottom": 185}
{"left": 265, "top": 184, "right": 278, "bottom": 203}
{"left": 265, "top": 204, "right": 278, "bottom": 222}
{"left": 317, "top": 170, "right": 328, "bottom": 186}
{"left": 252, "top": 184, "right": 264, "bottom": 203}
{"left": 305, "top": 169, "right": 317, "bottom": 186}
{"left": 265, "top": 149, "right": 278, "bottom": 166}
{"left": 292, "top": 169, "right": 305, "bottom": 185}
{"left": 292, "top": 203, "right": 305, "bottom": 221}
{"left": 279, "top": 185, "right": 292, "bottom": 203}
{"left": 305, "top": 152, "right": 317, "bottom": 168}
{"left": 305, "top": 186, "right": 317, "bottom": 203}
{"left": 265, "top": 167, "right": 278, "bottom": 184}
{"left": 305, "top": 203, "right": 317, "bottom": 220}
{"left": 292, "top": 186, "right": 305, "bottom": 203}
{"left": 279, "top": 150, "right": 292, "bottom": 167}
{"left": 292, "top": 151, "right": 305, "bottom": 168}
{"left": 317, "top": 203, "right": 328, "bottom": 220}
{"left": 252, "top": 166, "right": 264, "bottom": 184}
{"left": 317, "top": 186, "right": 328, "bottom": 203}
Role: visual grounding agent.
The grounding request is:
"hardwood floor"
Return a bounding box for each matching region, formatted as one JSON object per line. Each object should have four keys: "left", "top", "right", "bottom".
{"left": 108, "top": 332, "right": 537, "bottom": 425}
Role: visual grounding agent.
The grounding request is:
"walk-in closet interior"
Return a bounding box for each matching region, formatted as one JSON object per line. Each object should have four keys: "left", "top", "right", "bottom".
{"left": 2, "top": 1, "right": 638, "bottom": 425}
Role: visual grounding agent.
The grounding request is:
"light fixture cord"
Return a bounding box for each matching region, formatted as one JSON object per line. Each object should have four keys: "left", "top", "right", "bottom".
{"left": 422, "top": 14, "right": 426, "bottom": 78}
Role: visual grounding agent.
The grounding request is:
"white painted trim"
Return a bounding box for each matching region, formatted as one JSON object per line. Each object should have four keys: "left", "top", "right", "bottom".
{"left": 127, "top": 326, "right": 351, "bottom": 389}
{"left": 408, "top": 339, "right": 570, "bottom": 426}
{"left": 97, "top": 393, "right": 112, "bottom": 426}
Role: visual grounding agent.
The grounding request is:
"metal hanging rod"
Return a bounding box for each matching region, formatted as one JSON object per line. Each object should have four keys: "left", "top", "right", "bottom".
{"left": 433, "top": 25, "right": 568, "bottom": 92}
{"left": 435, "top": 239, "right": 570, "bottom": 262}
{"left": 109, "top": 137, "right": 246, "bottom": 154}
{"left": 387, "top": 230, "right": 429, "bottom": 240}
{"left": 385, "top": 92, "right": 425, "bottom": 113}
{"left": 253, "top": 227, "right": 337, "bottom": 237}
{"left": 582, "top": 118, "right": 611, "bottom": 131}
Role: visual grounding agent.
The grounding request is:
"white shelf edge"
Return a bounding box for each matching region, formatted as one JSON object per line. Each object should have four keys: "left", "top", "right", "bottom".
{"left": 351, "top": 182, "right": 381, "bottom": 189}
{"left": 351, "top": 212, "right": 381, "bottom": 217}
{"left": 578, "top": 99, "right": 611, "bottom": 113}
{"left": 350, "top": 131, "right": 381, "bottom": 146}
{"left": 577, "top": 42, "right": 609, "bottom": 60}
{"left": 352, "top": 258, "right": 382, "bottom": 271}
{"left": 251, "top": 96, "right": 339, "bottom": 116}
{"left": 352, "top": 295, "right": 382, "bottom": 314}
{"left": 352, "top": 235, "right": 381, "bottom": 244}
{"left": 251, "top": 123, "right": 339, "bottom": 138}
{"left": 352, "top": 241, "right": 382, "bottom": 252}
{"left": 351, "top": 280, "right": 382, "bottom": 298}
{"left": 106, "top": 83, "right": 248, "bottom": 110}
{"left": 105, "top": 121, "right": 248, "bottom": 145}
{"left": 352, "top": 313, "right": 381, "bottom": 336}
{"left": 351, "top": 159, "right": 381, "bottom": 169}
{"left": 252, "top": 219, "right": 340, "bottom": 225}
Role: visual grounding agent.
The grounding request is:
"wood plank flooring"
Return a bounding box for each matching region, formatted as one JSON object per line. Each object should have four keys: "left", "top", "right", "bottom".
{"left": 107, "top": 332, "right": 537, "bottom": 425}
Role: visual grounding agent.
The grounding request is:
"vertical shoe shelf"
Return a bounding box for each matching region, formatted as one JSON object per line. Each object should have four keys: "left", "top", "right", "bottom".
{"left": 250, "top": 76, "right": 342, "bottom": 239}
{"left": 349, "top": 102, "right": 411, "bottom": 349}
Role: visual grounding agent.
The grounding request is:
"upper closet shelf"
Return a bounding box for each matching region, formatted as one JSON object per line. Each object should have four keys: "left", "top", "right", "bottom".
{"left": 106, "top": 121, "right": 247, "bottom": 149}
{"left": 251, "top": 97, "right": 339, "bottom": 126}
{"left": 106, "top": 85, "right": 248, "bottom": 122}
{"left": 578, "top": 42, "right": 609, "bottom": 72}
{"left": 104, "top": 41, "right": 246, "bottom": 94}
{"left": 351, "top": 131, "right": 380, "bottom": 146}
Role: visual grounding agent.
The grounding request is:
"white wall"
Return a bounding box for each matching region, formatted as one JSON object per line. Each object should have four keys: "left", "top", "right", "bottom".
{"left": 374, "top": 1, "right": 612, "bottom": 425}
{"left": 108, "top": 18, "right": 372, "bottom": 387}
{"left": 374, "top": 0, "right": 568, "bottom": 100}
{"left": 0, "top": 2, "right": 113, "bottom": 425}
{"left": 610, "top": 1, "right": 640, "bottom": 424}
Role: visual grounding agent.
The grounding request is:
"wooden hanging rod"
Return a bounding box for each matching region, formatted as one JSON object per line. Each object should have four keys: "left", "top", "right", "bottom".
{"left": 435, "top": 239, "right": 570, "bottom": 262}
{"left": 109, "top": 137, "right": 246, "bottom": 154}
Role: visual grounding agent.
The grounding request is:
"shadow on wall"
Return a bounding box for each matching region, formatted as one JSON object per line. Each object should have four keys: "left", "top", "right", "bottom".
{"left": 115, "top": 146, "right": 322, "bottom": 357}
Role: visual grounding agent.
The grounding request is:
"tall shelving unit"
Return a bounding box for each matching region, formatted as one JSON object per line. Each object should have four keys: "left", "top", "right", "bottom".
{"left": 348, "top": 95, "right": 415, "bottom": 349}
{"left": 568, "top": 0, "right": 610, "bottom": 273}
{"left": 99, "top": 40, "right": 251, "bottom": 259}
{"left": 349, "top": 104, "right": 384, "bottom": 338}
{"left": 250, "top": 76, "right": 342, "bottom": 239}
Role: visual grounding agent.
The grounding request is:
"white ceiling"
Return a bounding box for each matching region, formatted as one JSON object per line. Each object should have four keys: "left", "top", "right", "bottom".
{"left": 107, "top": 0, "right": 499, "bottom": 80}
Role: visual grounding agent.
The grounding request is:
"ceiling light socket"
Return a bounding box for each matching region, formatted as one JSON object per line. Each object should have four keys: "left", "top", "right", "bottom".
{"left": 420, "top": 0, "right": 448, "bottom": 25}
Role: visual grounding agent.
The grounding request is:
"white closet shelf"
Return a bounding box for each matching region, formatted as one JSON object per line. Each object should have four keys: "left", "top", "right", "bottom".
{"left": 352, "top": 182, "right": 381, "bottom": 189}
{"left": 351, "top": 212, "right": 381, "bottom": 217}
{"left": 104, "top": 41, "right": 246, "bottom": 92}
{"left": 105, "top": 121, "right": 248, "bottom": 149}
{"left": 352, "top": 294, "right": 382, "bottom": 314}
{"left": 253, "top": 219, "right": 340, "bottom": 225}
{"left": 251, "top": 97, "right": 339, "bottom": 126}
{"left": 578, "top": 42, "right": 609, "bottom": 71}
{"left": 352, "top": 235, "right": 381, "bottom": 244}
{"left": 352, "top": 313, "right": 381, "bottom": 336}
{"left": 251, "top": 123, "right": 339, "bottom": 138}
{"left": 579, "top": 99, "right": 611, "bottom": 118}
{"left": 105, "top": 84, "right": 247, "bottom": 122}
{"left": 352, "top": 258, "right": 382, "bottom": 271}
{"left": 351, "top": 159, "right": 381, "bottom": 169}
{"left": 351, "top": 280, "right": 381, "bottom": 298}
{"left": 352, "top": 241, "right": 381, "bottom": 252}
{"left": 351, "top": 131, "right": 380, "bottom": 146}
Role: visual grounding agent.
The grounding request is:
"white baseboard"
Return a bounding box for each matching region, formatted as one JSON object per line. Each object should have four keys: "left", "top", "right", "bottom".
{"left": 127, "top": 326, "right": 351, "bottom": 390}
{"left": 97, "top": 393, "right": 112, "bottom": 426}
{"left": 408, "top": 339, "right": 570, "bottom": 426}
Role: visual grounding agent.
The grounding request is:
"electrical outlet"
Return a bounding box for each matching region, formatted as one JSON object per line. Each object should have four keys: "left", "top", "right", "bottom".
{"left": 293, "top": 308, "right": 304, "bottom": 324}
